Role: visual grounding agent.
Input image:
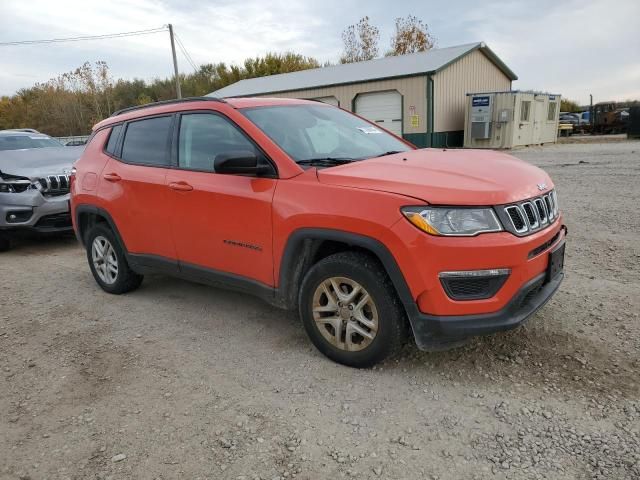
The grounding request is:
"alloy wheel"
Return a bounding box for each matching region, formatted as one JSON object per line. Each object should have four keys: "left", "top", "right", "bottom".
{"left": 312, "top": 276, "right": 379, "bottom": 351}
{"left": 91, "top": 235, "right": 119, "bottom": 285}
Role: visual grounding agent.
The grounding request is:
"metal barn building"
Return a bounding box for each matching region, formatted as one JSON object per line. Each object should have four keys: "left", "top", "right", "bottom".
{"left": 209, "top": 42, "right": 517, "bottom": 148}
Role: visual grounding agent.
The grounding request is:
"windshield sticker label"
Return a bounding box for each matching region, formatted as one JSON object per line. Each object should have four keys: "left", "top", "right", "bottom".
{"left": 357, "top": 126, "right": 382, "bottom": 134}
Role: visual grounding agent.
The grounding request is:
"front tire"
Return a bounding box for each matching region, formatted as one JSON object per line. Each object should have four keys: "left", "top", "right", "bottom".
{"left": 298, "top": 252, "right": 407, "bottom": 368}
{"left": 0, "top": 232, "right": 11, "bottom": 252}
{"left": 86, "top": 224, "right": 143, "bottom": 294}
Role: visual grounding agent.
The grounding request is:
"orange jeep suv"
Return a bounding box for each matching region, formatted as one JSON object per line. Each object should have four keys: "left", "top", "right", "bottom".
{"left": 71, "top": 97, "right": 566, "bottom": 367}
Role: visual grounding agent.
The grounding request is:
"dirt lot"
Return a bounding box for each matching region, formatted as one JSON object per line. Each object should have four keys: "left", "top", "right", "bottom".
{"left": 2, "top": 141, "right": 639, "bottom": 480}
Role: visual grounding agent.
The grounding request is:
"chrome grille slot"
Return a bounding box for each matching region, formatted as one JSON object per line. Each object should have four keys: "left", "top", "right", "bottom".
{"left": 534, "top": 198, "right": 548, "bottom": 224}
{"left": 544, "top": 195, "right": 553, "bottom": 220}
{"left": 522, "top": 202, "right": 539, "bottom": 229}
{"left": 505, "top": 206, "right": 528, "bottom": 233}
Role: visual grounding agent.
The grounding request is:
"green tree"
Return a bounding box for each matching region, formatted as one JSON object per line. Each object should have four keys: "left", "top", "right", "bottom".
{"left": 560, "top": 99, "right": 581, "bottom": 113}
{"left": 0, "top": 51, "right": 321, "bottom": 136}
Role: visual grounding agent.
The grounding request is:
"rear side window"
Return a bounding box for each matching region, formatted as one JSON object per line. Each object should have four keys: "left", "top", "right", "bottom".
{"left": 105, "top": 124, "right": 122, "bottom": 155}
{"left": 121, "top": 116, "right": 172, "bottom": 166}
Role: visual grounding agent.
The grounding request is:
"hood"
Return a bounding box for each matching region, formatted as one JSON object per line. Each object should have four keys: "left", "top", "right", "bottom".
{"left": 0, "top": 146, "right": 83, "bottom": 179}
{"left": 316, "top": 149, "right": 553, "bottom": 205}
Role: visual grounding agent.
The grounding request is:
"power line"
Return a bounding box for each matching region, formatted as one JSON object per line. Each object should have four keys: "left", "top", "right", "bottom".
{"left": 174, "top": 33, "right": 198, "bottom": 73}
{"left": 175, "top": 35, "right": 197, "bottom": 72}
{"left": 0, "top": 27, "right": 167, "bottom": 47}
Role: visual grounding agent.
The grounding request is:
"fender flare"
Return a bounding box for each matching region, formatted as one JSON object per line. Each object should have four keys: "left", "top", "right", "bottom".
{"left": 277, "top": 228, "right": 415, "bottom": 311}
{"left": 74, "top": 204, "right": 127, "bottom": 251}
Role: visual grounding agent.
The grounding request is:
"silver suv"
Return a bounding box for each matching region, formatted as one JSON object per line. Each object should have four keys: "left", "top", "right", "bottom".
{"left": 0, "top": 130, "right": 83, "bottom": 251}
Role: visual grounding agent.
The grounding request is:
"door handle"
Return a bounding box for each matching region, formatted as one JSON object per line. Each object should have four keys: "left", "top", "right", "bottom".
{"left": 168, "top": 181, "right": 193, "bottom": 192}
{"left": 103, "top": 173, "right": 121, "bottom": 182}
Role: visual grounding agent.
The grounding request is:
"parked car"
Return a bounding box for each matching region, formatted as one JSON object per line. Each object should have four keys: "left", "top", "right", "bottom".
{"left": 0, "top": 130, "right": 84, "bottom": 251}
{"left": 1, "top": 128, "right": 41, "bottom": 134}
{"left": 64, "top": 140, "right": 88, "bottom": 146}
{"left": 71, "top": 97, "right": 566, "bottom": 367}
{"left": 0, "top": 130, "right": 63, "bottom": 150}
{"left": 559, "top": 112, "right": 580, "bottom": 126}
{"left": 579, "top": 111, "right": 590, "bottom": 125}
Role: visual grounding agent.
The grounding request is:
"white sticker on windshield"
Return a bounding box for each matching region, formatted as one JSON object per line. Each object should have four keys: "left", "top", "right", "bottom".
{"left": 29, "top": 135, "right": 48, "bottom": 139}
{"left": 357, "top": 126, "right": 382, "bottom": 134}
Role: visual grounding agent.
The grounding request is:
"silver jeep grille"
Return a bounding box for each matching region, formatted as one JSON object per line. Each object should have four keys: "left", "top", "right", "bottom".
{"left": 502, "top": 190, "right": 558, "bottom": 235}
{"left": 38, "top": 174, "right": 70, "bottom": 195}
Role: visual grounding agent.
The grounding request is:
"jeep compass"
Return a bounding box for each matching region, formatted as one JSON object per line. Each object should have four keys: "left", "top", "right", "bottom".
{"left": 71, "top": 97, "right": 566, "bottom": 367}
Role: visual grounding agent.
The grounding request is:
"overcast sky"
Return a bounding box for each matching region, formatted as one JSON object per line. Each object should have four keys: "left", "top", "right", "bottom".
{"left": 1, "top": 0, "right": 638, "bottom": 105}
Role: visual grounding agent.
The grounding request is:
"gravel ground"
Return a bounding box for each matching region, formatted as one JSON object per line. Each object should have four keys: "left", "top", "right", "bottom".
{"left": 2, "top": 140, "right": 639, "bottom": 480}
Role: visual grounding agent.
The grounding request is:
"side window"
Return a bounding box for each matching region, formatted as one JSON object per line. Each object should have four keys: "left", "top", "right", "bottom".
{"left": 178, "top": 113, "right": 260, "bottom": 172}
{"left": 520, "top": 101, "right": 531, "bottom": 122}
{"left": 121, "top": 116, "right": 172, "bottom": 166}
{"left": 105, "top": 124, "right": 122, "bottom": 155}
{"left": 547, "top": 102, "right": 557, "bottom": 121}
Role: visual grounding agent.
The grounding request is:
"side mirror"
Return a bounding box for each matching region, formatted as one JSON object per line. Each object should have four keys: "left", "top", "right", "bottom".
{"left": 213, "top": 151, "right": 273, "bottom": 176}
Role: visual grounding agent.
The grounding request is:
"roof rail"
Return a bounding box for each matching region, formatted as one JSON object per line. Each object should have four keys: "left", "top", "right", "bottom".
{"left": 110, "top": 96, "right": 226, "bottom": 117}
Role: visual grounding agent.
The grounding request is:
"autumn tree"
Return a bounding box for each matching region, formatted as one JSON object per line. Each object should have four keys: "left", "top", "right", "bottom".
{"left": 560, "top": 99, "right": 581, "bottom": 113}
{"left": 387, "top": 15, "right": 435, "bottom": 56}
{"left": 340, "top": 16, "right": 380, "bottom": 63}
{"left": 0, "top": 52, "right": 322, "bottom": 136}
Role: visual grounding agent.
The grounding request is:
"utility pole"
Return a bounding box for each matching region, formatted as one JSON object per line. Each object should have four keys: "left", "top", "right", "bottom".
{"left": 590, "top": 94, "right": 593, "bottom": 135}
{"left": 168, "top": 24, "right": 182, "bottom": 99}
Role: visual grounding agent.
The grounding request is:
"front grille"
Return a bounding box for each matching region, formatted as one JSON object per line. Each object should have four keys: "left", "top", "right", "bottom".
{"left": 529, "top": 230, "right": 561, "bottom": 258}
{"left": 498, "top": 190, "right": 559, "bottom": 236}
{"left": 38, "top": 174, "right": 70, "bottom": 196}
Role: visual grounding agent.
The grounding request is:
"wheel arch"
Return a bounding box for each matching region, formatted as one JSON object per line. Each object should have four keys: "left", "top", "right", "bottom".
{"left": 276, "top": 228, "right": 414, "bottom": 312}
{"left": 75, "top": 204, "right": 127, "bottom": 252}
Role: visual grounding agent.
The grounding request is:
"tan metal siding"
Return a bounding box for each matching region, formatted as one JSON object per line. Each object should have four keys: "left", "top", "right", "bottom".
{"left": 251, "top": 76, "right": 428, "bottom": 135}
{"left": 434, "top": 50, "right": 511, "bottom": 132}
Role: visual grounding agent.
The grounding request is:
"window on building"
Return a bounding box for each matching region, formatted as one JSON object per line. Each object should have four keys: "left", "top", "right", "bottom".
{"left": 547, "top": 102, "right": 557, "bottom": 121}
{"left": 520, "top": 101, "right": 531, "bottom": 122}
{"left": 121, "top": 116, "right": 172, "bottom": 166}
{"left": 178, "top": 113, "right": 261, "bottom": 172}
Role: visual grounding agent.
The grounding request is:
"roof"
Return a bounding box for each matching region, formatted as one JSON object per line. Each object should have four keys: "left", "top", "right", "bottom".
{"left": 93, "top": 97, "right": 318, "bottom": 130}
{"left": 209, "top": 42, "right": 517, "bottom": 98}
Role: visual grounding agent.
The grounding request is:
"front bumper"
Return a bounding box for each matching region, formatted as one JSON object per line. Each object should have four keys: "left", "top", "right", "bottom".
{"left": 383, "top": 215, "right": 567, "bottom": 350}
{"left": 409, "top": 268, "right": 564, "bottom": 350}
{"left": 0, "top": 190, "right": 71, "bottom": 233}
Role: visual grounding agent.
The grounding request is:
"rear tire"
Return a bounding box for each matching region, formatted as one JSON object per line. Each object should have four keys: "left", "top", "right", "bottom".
{"left": 298, "top": 251, "right": 407, "bottom": 368}
{"left": 86, "top": 224, "right": 143, "bottom": 294}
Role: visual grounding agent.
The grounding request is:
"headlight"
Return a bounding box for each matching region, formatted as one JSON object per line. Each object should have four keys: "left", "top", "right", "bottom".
{"left": 401, "top": 206, "right": 503, "bottom": 236}
{"left": 0, "top": 178, "right": 33, "bottom": 193}
{"left": 0, "top": 182, "right": 16, "bottom": 193}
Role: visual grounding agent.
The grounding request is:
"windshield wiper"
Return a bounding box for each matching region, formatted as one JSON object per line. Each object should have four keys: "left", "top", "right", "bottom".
{"left": 375, "top": 150, "right": 404, "bottom": 158}
{"left": 297, "top": 157, "right": 354, "bottom": 167}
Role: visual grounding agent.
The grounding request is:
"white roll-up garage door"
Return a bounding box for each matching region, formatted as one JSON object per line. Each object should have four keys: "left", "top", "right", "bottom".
{"left": 313, "top": 96, "right": 340, "bottom": 107}
{"left": 354, "top": 91, "right": 403, "bottom": 136}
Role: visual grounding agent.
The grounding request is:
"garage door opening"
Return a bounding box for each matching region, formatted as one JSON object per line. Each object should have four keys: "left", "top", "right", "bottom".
{"left": 354, "top": 91, "right": 403, "bottom": 136}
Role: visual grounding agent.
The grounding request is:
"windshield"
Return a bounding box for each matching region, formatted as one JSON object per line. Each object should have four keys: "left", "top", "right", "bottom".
{"left": 0, "top": 134, "right": 63, "bottom": 151}
{"left": 241, "top": 104, "right": 412, "bottom": 163}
